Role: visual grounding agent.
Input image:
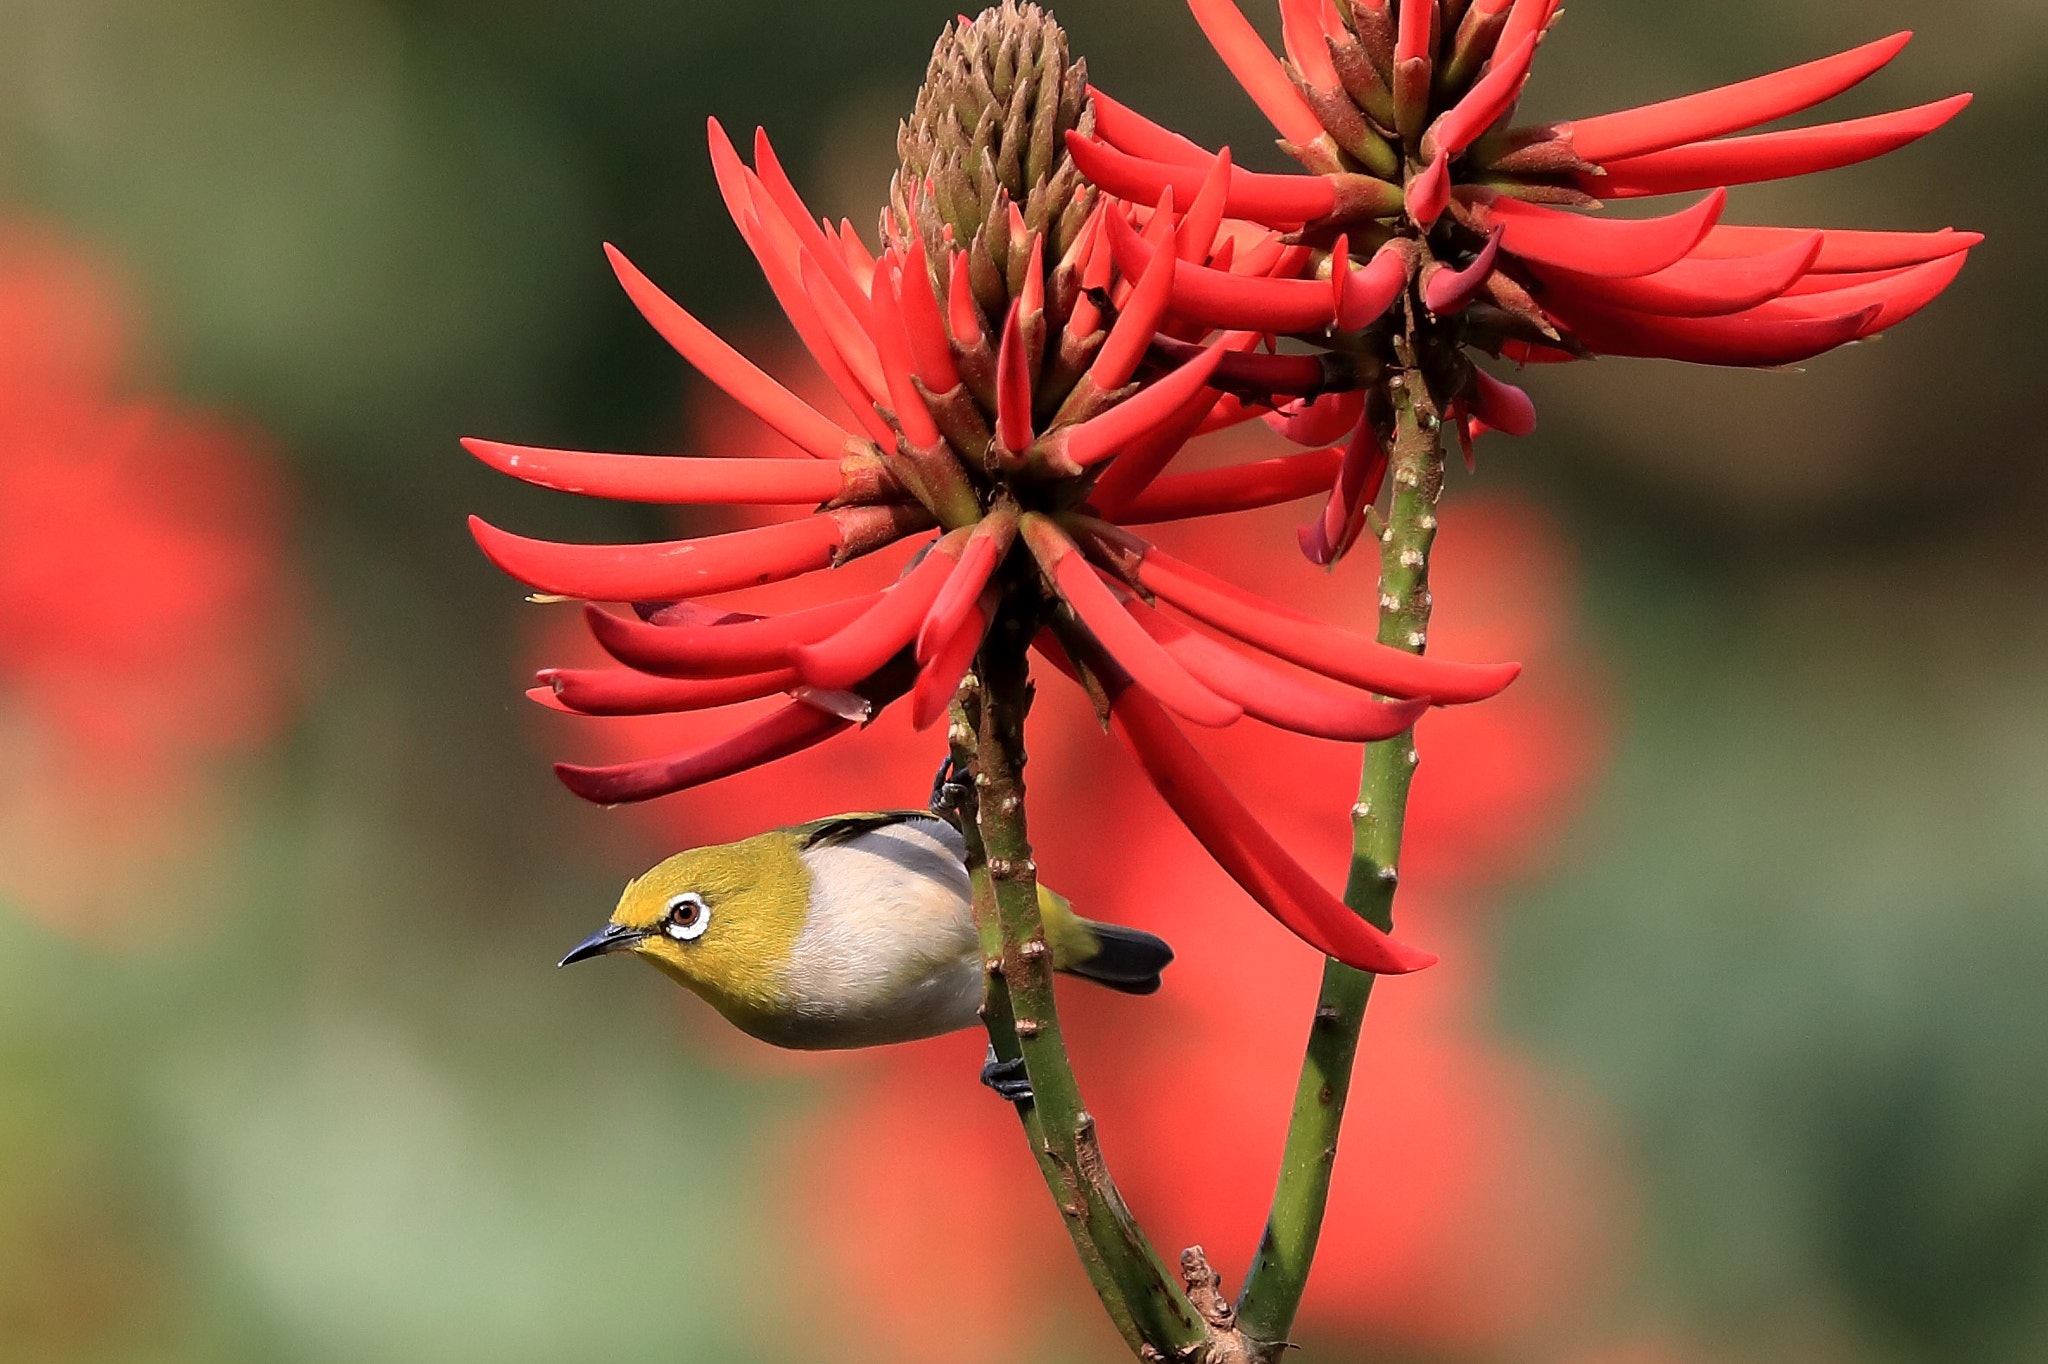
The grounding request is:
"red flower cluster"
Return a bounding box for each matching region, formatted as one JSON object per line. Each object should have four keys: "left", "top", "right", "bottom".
{"left": 709, "top": 490, "right": 1616, "bottom": 1362}
{"left": 468, "top": 4, "right": 1526, "bottom": 974}
{"left": 0, "top": 219, "right": 297, "bottom": 931}
{"left": 1070, "top": 0, "right": 1975, "bottom": 558}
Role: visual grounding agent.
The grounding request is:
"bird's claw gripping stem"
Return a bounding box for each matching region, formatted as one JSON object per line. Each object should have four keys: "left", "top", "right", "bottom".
{"left": 930, "top": 752, "right": 974, "bottom": 817}
{"left": 980, "top": 1046, "right": 1034, "bottom": 1104}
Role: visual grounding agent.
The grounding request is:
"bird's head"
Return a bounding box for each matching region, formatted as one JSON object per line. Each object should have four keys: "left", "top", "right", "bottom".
{"left": 560, "top": 830, "right": 811, "bottom": 1024}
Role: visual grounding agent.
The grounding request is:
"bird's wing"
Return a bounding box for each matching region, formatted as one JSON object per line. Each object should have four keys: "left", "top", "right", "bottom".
{"left": 789, "top": 810, "right": 959, "bottom": 851}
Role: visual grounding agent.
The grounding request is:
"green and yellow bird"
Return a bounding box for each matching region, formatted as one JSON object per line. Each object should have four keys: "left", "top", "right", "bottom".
{"left": 560, "top": 811, "right": 1173, "bottom": 1067}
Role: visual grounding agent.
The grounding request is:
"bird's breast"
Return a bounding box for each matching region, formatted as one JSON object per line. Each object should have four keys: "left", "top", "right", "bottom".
{"left": 762, "top": 820, "right": 983, "bottom": 1050}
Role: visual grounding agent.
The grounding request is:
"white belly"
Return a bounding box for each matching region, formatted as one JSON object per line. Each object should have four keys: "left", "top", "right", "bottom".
{"left": 759, "top": 819, "right": 985, "bottom": 1050}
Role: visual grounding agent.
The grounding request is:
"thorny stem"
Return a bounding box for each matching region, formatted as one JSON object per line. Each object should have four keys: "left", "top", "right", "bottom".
{"left": 1234, "top": 363, "right": 1446, "bottom": 1350}
{"left": 960, "top": 608, "right": 1209, "bottom": 1361}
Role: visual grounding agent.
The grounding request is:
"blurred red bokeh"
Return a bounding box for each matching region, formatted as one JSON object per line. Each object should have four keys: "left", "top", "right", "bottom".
{"left": 525, "top": 365, "right": 1621, "bottom": 1360}
{"left": 0, "top": 218, "right": 298, "bottom": 933}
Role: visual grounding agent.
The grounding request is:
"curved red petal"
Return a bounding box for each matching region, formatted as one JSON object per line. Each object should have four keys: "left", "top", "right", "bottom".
{"left": 1087, "top": 86, "right": 1214, "bottom": 166}
{"left": 919, "top": 514, "right": 1013, "bottom": 662}
{"left": 1123, "top": 540, "right": 1522, "bottom": 704}
{"left": 1133, "top": 603, "right": 1430, "bottom": 742}
{"left": 1550, "top": 296, "right": 1882, "bottom": 365}
{"left": 463, "top": 439, "right": 852, "bottom": 505}
{"left": 1466, "top": 369, "right": 1537, "bottom": 436}
{"left": 793, "top": 534, "right": 961, "bottom": 690}
{"left": 1065, "top": 132, "right": 1337, "bottom": 225}
{"left": 1339, "top": 239, "right": 1410, "bottom": 330}
{"left": 1104, "top": 207, "right": 1336, "bottom": 332}
{"left": 1428, "top": 34, "right": 1538, "bottom": 159}
{"left": 1423, "top": 225, "right": 1504, "bottom": 315}
{"left": 1483, "top": 189, "right": 1726, "bottom": 278}
{"left": 1567, "top": 32, "right": 1914, "bottom": 163}
{"left": 585, "top": 595, "right": 880, "bottom": 678}
{"left": 469, "top": 512, "right": 846, "bottom": 602}
{"left": 1023, "top": 516, "right": 1242, "bottom": 728}
{"left": 867, "top": 261, "right": 944, "bottom": 447}
{"left": 1107, "top": 681, "right": 1436, "bottom": 973}
{"left": 1590, "top": 94, "right": 1972, "bottom": 198}
{"left": 603, "top": 245, "right": 852, "bottom": 459}
{"left": 1057, "top": 342, "right": 1228, "bottom": 469}
{"left": 1185, "top": 0, "right": 1327, "bottom": 145}
{"left": 555, "top": 700, "right": 852, "bottom": 804}
{"left": 1526, "top": 230, "right": 1823, "bottom": 318}
{"left": 1744, "top": 249, "right": 1969, "bottom": 334}
{"left": 1694, "top": 225, "right": 1980, "bottom": 273}
{"left": 1114, "top": 446, "right": 1345, "bottom": 525}
{"left": 537, "top": 666, "right": 802, "bottom": 717}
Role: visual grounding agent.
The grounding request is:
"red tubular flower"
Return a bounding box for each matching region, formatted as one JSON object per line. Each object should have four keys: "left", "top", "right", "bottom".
{"left": 1072, "top": 1, "right": 1977, "bottom": 559}
{"left": 467, "top": 2, "right": 1532, "bottom": 972}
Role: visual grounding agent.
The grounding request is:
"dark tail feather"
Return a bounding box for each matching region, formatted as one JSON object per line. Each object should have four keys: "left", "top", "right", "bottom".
{"left": 1062, "top": 920, "right": 1174, "bottom": 995}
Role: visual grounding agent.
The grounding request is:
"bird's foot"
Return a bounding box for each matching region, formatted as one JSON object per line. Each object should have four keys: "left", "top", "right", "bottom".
{"left": 980, "top": 1046, "right": 1033, "bottom": 1104}
{"left": 930, "top": 753, "right": 973, "bottom": 817}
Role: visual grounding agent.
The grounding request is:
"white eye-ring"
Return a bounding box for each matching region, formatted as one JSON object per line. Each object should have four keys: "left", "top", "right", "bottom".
{"left": 663, "top": 892, "right": 711, "bottom": 941}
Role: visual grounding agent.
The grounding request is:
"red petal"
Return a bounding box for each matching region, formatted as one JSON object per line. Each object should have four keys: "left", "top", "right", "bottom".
{"left": 1085, "top": 381, "right": 1226, "bottom": 518}
{"left": 798, "top": 252, "right": 888, "bottom": 406}
{"left": 1494, "top": 0, "right": 1560, "bottom": 59}
{"left": 470, "top": 512, "right": 849, "bottom": 602}
{"left": 894, "top": 234, "right": 963, "bottom": 392}
{"left": 1550, "top": 297, "right": 1882, "bottom": 365}
{"left": 1124, "top": 539, "right": 1522, "bottom": 703}
{"left": 793, "top": 535, "right": 961, "bottom": 689}
{"left": 867, "top": 263, "right": 944, "bottom": 448}
{"left": 603, "top": 245, "right": 852, "bottom": 459}
{"left": 1423, "top": 225, "right": 1504, "bottom": 315}
{"left": 1339, "top": 239, "right": 1410, "bottom": 330}
{"left": 996, "top": 300, "right": 1035, "bottom": 452}
{"left": 1055, "top": 343, "right": 1228, "bottom": 469}
{"left": 1429, "top": 34, "right": 1537, "bottom": 159}
{"left": 1186, "top": 0, "right": 1327, "bottom": 145}
{"left": 1279, "top": 0, "right": 1344, "bottom": 90}
{"left": 1023, "top": 516, "right": 1241, "bottom": 728}
{"left": 1114, "top": 446, "right": 1344, "bottom": 524}
{"left": 1086, "top": 86, "right": 1213, "bottom": 166}
{"left": 1092, "top": 199, "right": 1178, "bottom": 390}
{"left": 536, "top": 666, "right": 801, "bottom": 717}
{"left": 1567, "top": 32, "right": 1914, "bottom": 163}
{"left": 1106, "top": 681, "right": 1436, "bottom": 973}
{"left": 751, "top": 128, "right": 874, "bottom": 320}
{"left": 947, "top": 249, "right": 982, "bottom": 347}
{"left": 1104, "top": 207, "right": 1336, "bottom": 332}
{"left": 462, "top": 439, "right": 852, "bottom": 504}
{"left": 1177, "top": 148, "right": 1234, "bottom": 263}
{"left": 1694, "top": 225, "right": 1980, "bottom": 273}
{"left": 737, "top": 189, "right": 899, "bottom": 447}
{"left": 1133, "top": 603, "right": 1429, "bottom": 742}
{"left": 1527, "top": 230, "right": 1823, "bottom": 317}
{"left": 1066, "top": 133, "right": 1337, "bottom": 226}
{"left": 1298, "top": 413, "right": 1386, "bottom": 566}
{"left": 1407, "top": 151, "right": 1450, "bottom": 228}
{"left": 1744, "top": 249, "right": 1968, "bottom": 334}
{"left": 1265, "top": 390, "right": 1363, "bottom": 447}
{"left": 1590, "top": 95, "right": 1972, "bottom": 198}
{"left": 1482, "top": 189, "right": 1726, "bottom": 278}
{"left": 1466, "top": 369, "right": 1537, "bottom": 436}
{"left": 555, "top": 700, "right": 852, "bottom": 804}
{"left": 919, "top": 514, "right": 1013, "bottom": 662}
{"left": 911, "top": 594, "right": 991, "bottom": 730}
{"left": 585, "top": 595, "right": 879, "bottom": 678}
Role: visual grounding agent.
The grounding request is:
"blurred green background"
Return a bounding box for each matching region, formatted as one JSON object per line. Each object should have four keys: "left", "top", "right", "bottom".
{"left": 0, "top": 1, "right": 2040, "bottom": 1360}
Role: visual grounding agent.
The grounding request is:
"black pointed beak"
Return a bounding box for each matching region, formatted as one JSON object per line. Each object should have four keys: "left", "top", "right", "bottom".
{"left": 559, "top": 922, "right": 648, "bottom": 967}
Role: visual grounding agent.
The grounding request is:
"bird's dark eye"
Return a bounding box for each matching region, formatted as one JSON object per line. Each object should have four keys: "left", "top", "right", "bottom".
{"left": 663, "top": 892, "right": 710, "bottom": 941}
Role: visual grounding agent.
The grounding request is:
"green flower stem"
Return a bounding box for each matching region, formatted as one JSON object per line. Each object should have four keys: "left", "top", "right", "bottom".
{"left": 1235, "top": 367, "right": 1446, "bottom": 1348}
{"left": 960, "top": 612, "right": 1209, "bottom": 1360}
